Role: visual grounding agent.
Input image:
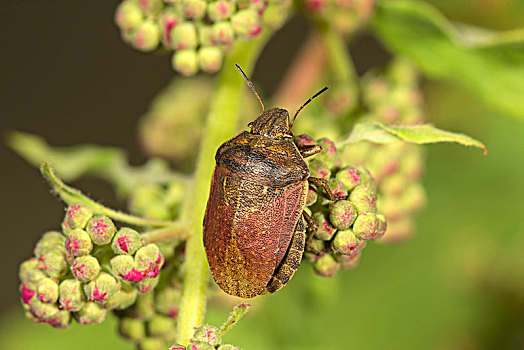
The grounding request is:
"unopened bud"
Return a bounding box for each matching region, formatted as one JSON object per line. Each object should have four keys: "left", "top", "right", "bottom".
{"left": 28, "top": 297, "right": 59, "bottom": 321}
{"left": 172, "top": 49, "right": 198, "bottom": 76}
{"left": 212, "top": 22, "right": 235, "bottom": 45}
{"left": 119, "top": 317, "right": 146, "bottom": 341}
{"left": 134, "top": 276, "right": 159, "bottom": 294}
{"left": 231, "top": 9, "right": 262, "bottom": 39}
{"left": 170, "top": 22, "right": 198, "bottom": 50}
{"left": 349, "top": 185, "right": 377, "bottom": 213}
{"left": 186, "top": 342, "right": 215, "bottom": 350}
{"left": 338, "top": 252, "right": 361, "bottom": 270}
{"left": 331, "top": 229, "right": 363, "bottom": 255}
{"left": 326, "top": 178, "right": 348, "bottom": 200}
{"left": 192, "top": 324, "right": 221, "bottom": 346}
{"left": 159, "top": 8, "right": 182, "bottom": 47}
{"left": 115, "top": 1, "right": 144, "bottom": 32}
{"left": 138, "top": 0, "right": 163, "bottom": 16}
{"left": 84, "top": 272, "right": 119, "bottom": 304}
{"left": 140, "top": 337, "right": 167, "bottom": 350}
{"left": 65, "top": 229, "right": 93, "bottom": 256}
{"left": 329, "top": 200, "right": 357, "bottom": 229}
{"left": 105, "top": 282, "right": 138, "bottom": 310}
{"left": 37, "top": 247, "right": 68, "bottom": 279}
{"left": 198, "top": 24, "right": 215, "bottom": 47}
{"left": 133, "top": 20, "right": 161, "bottom": 52}
{"left": 208, "top": 0, "right": 236, "bottom": 21}
{"left": 182, "top": 0, "right": 207, "bottom": 20}
{"left": 312, "top": 212, "right": 336, "bottom": 241}
{"left": 112, "top": 227, "right": 142, "bottom": 255}
{"left": 198, "top": 46, "right": 223, "bottom": 73}
{"left": 20, "top": 284, "right": 36, "bottom": 305}
{"left": 312, "top": 254, "right": 340, "bottom": 277}
{"left": 217, "top": 345, "right": 242, "bottom": 350}
{"left": 86, "top": 215, "right": 116, "bottom": 245}
{"left": 111, "top": 254, "right": 139, "bottom": 281}
{"left": 294, "top": 134, "right": 316, "bottom": 147}
{"left": 380, "top": 173, "right": 407, "bottom": 196}
{"left": 34, "top": 231, "right": 65, "bottom": 256}
{"left": 133, "top": 293, "right": 156, "bottom": 320}
{"left": 305, "top": 187, "right": 318, "bottom": 206}
{"left": 47, "top": 309, "right": 71, "bottom": 329}
{"left": 169, "top": 344, "right": 186, "bottom": 350}
{"left": 36, "top": 277, "right": 59, "bottom": 303}
{"left": 316, "top": 138, "right": 338, "bottom": 166}
{"left": 135, "top": 244, "right": 164, "bottom": 278}
{"left": 75, "top": 302, "right": 107, "bottom": 324}
{"left": 71, "top": 255, "right": 100, "bottom": 283}
{"left": 148, "top": 314, "right": 176, "bottom": 337}
{"left": 336, "top": 166, "right": 361, "bottom": 192}
{"left": 19, "top": 258, "right": 46, "bottom": 287}
{"left": 308, "top": 159, "right": 331, "bottom": 180}
{"left": 379, "top": 218, "right": 415, "bottom": 243}
{"left": 59, "top": 279, "right": 85, "bottom": 311}
{"left": 356, "top": 167, "right": 377, "bottom": 192}
{"left": 353, "top": 212, "right": 379, "bottom": 240}
{"left": 62, "top": 204, "right": 93, "bottom": 234}
{"left": 155, "top": 286, "right": 181, "bottom": 318}
{"left": 375, "top": 214, "right": 387, "bottom": 240}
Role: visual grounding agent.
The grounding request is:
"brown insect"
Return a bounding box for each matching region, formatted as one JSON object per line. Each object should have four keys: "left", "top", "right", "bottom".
{"left": 203, "top": 65, "right": 333, "bottom": 298}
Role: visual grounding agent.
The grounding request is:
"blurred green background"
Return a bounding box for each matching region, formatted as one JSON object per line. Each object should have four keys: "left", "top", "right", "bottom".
{"left": 1, "top": 1, "right": 522, "bottom": 349}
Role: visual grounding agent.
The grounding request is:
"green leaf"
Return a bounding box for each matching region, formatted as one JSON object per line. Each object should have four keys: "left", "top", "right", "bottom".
{"left": 7, "top": 131, "right": 186, "bottom": 196}
{"left": 372, "top": 0, "right": 524, "bottom": 120}
{"left": 340, "top": 121, "right": 487, "bottom": 155}
{"left": 40, "top": 162, "right": 174, "bottom": 228}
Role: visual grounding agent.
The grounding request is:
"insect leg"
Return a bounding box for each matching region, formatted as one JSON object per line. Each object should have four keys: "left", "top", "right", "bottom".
{"left": 299, "top": 145, "right": 322, "bottom": 158}
{"left": 308, "top": 176, "right": 336, "bottom": 201}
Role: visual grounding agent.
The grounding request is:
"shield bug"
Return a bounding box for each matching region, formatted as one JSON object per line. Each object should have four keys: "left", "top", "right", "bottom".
{"left": 203, "top": 65, "right": 334, "bottom": 298}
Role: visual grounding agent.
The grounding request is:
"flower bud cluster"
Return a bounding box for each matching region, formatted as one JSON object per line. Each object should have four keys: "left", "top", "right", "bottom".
{"left": 19, "top": 203, "right": 165, "bottom": 329}
{"left": 169, "top": 323, "right": 242, "bottom": 350}
{"left": 295, "top": 135, "right": 387, "bottom": 277}
{"left": 115, "top": 0, "right": 290, "bottom": 76}
{"left": 303, "top": 0, "right": 376, "bottom": 37}
{"left": 115, "top": 244, "right": 185, "bottom": 350}
{"left": 341, "top": 59, "right": 427, "bottom": 243}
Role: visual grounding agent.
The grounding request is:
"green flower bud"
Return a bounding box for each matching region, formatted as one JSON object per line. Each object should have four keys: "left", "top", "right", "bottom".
{"left": 132, "top": 292, "right": 156, "bottom": 320}
{"left": 308, "top": 159, "right": 331, "bottom": 180}
{"left": 307, "top": 237, "right": 327, "bottom": 257}
{"left": 356, "top": 167, "right": 377, "bottom": 192}
{"left": 33, "top": 231, "right": 65, "bottom": 256}
{"left": 20, "top": 283, "right": 36, "bottom": 305}
{"left": 19, "top": 258, "right": 46, "bottom": 287}
{"left": 207, "top": 0, "right": 235, "bottom": 21}
{"left": 349, "top": 185, "right": 377, "bottom": 213}
{"left": 312, "top": 254, "right": 340, "bottom": 277}
{"left": 338, "top": 252, "right": 361, "bottom": 270}
{"left": 172, "top": 49, "right": 198, "bottom": 76}
{"left": 37, "top": 247, "right": 68, "bottom": 279}
{"left": 140, "top": 338, "right": 167, "bottom": 350}
{"left": 169, "top": 345, "right": 186, "bottom": 350}
{"left": 74, "top": 302, "right": 107, "bottom": 324}
{"left": 148, "top": 314, "right": 176, "bottom": 337}
{"left": 115, "top": 0, "right": 144, "bottom": 32}
{"left": 62, "top": 204, "right": 93, "bottom": 234}
{"left": 170, "top": 22, "right": 198, "bottom": 50}
{"left": 353, "top": 212, "right": 379, "bottom": 240}
{"left": 160, "top": 8, "right": 183, "bottom": 47}
{"left": 186, "top": 342, "right": 215, "bottom": 350}
{"left": 331, "top": 229, "right": 363, "bottom": 255}
{"left": 65, "top": 229, "right": 93, "bottom": 256}
{"left": 138, "top": 0, "right": 163, "bottom": 16}
{"left": 71, "top": 255, "right": 100, "bottom": 283}
{"left": 28, "top": 297, "right": 59, "bottom": 321}
{"left": 336, "top": 166, "right": 361, "bottom": 192}
{"left": 329, "top": 200, "right": 357, "bottom": 230}
{"left": 84, "top": 272, "right": 119, "bottom": 304}
{"left": 305, "top": 187, "right": 318, "bottom": 207}
{"left": 111, "top": 254, "right": 137, "bottom": 281}
{"left": 36, "top": 277, "right": 59, "bottom": 303}
{"left": 135, "top": 243, "right": 164, "bottom": 277}
{"left": 375, "top": 214, "right": 387, "bottom": 240}
{"left": 86, "top": 215, "right": 116, "bottom": 245}
{"left": 119, "top": 317, "right": 146, "bottom": 341}
{"left": 212, "top": 21, "right": 235, "bottom": 45}
{"left": 198, "top": 24, "right": 215, "bottom": 47}
{"left": 192, "top": 324, "right": 221, "bottom": 346}
{"left": 312, "top": 212, "right": 336, "bottom": 241}
{"left": 112, "top": 227, "right": 143, "bottom": 255}
{"left": 155, "top": 286, "right": 181, "bottom": 317}
{"left": 217, "top": 345, "right": 242, "bottom": 350}
{"left": 47, "top": 309, "right": 71, "bottom": 329}
{"left": 133, "top": 20, "right": 161, "bottom": 52}
{"left": 316, "top": 138, "right": 339, "bottom": 166}
{"left": 198, "top": 46, "right": 223, "bottom": 73}
{"left": 59, "top": 279, "right": 85, "bottom": 311}
{"left": 105, "top": 282, "right": 137, "bottom": 310}
{"left": 134, "top": 276, "right": 159, "bottom": 294}
{"left": 294, "top": 133, "right": 316, "bottom": 148}
{"left": 326, "top": 178, "right": 348, "bottom": 200}
{"left": 182, "top": 0, "right": 207, "bottom": 20}
{"left": 231, "top": 9, "right": 262, "bottom": 39}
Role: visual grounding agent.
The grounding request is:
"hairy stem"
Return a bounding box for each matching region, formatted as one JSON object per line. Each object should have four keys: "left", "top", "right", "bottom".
{"left": 141, "top": 223, "right": 188, "bottom": 243}
{"left": 175, "top": 34, "right": 270, "bottom": 345}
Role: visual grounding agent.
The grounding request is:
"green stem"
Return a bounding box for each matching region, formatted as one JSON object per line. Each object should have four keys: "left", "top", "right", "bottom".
{"left": 141, "top": 223, "right": 188, "bottom": 243}
{"left": 175, "top": 34, "right": 270, "bottom": 345}
{"left": 41, "top": 162, "right": 173, "bottom": 228}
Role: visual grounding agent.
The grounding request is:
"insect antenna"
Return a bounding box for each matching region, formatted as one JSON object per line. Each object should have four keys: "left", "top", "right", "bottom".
{"left": 289, "top": 86, "right": 329, "bottom": 128}
{"left": 235, "top": 64, "right": 264, "bottom": 112}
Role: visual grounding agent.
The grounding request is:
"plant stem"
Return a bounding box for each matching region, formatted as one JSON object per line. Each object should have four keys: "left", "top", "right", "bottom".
{"left": 142, "top": 223, "right": 188, "bottom": 243}
{"left": 175, "top": 34, "right": 270, "bottom": 345}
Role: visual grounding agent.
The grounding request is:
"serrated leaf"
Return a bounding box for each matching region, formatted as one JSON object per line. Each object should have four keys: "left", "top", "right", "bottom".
{"left": 372, "top": 0, "right": 524, "bottom": 120}
{"left": 340, "top": 122, "right": 486, "bottom": 155}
